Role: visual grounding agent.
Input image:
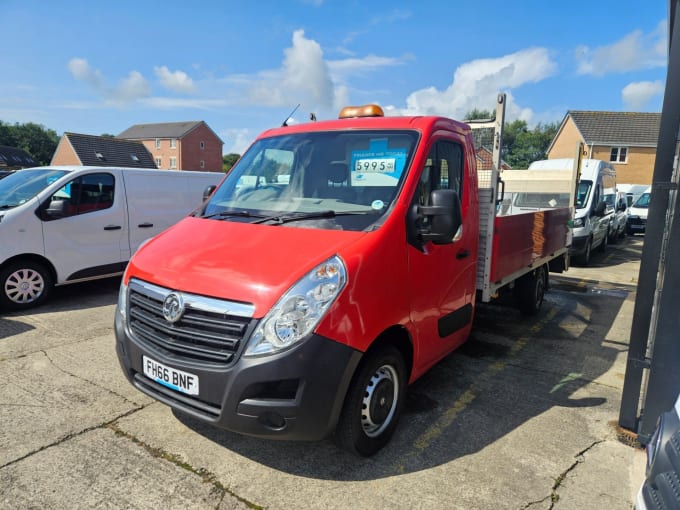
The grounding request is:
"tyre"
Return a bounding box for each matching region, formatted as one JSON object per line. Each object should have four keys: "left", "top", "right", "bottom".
{"left": 0, "top": 261, "right": 53, "bottom": 310}
{"left": 599, "top": 231, "right": 608, "bottom": 253}
{"left": 577, "top": 238, "right": 592, "bottom": 266}
{"left": 335, "top": 345, "right": 407, "bottom": 457}
{"left": 515, "top": 265, "right": 546, "bottom": 316}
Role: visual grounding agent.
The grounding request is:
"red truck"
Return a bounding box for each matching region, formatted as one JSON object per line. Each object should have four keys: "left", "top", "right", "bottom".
{"left": 115, "top": 94, "right": 574, "bottom": 456}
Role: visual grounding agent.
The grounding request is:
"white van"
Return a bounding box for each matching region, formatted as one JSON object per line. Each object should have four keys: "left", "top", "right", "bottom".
{"left": 627, "top": 186, "right": 651, "bottom": 235}
{"left": 528, "top": 158, "right": 616, "bottom": 265}
{"left": 0, "top": 166, "right": 223, "bottom": 309}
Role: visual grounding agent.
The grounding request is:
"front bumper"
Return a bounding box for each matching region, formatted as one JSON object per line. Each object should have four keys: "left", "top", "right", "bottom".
{"left": 115, "top": 310, "right": 362, "bottom": 441}
{"left": 569, "top": 235, "right": 589, "bottom": 256}
{"left": 627, "top": 217, "right": 647, "bottom": 234}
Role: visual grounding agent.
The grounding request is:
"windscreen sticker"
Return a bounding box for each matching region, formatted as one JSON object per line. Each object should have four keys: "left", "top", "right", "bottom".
{"left": 350, "top": 139, "right": 407, "bottom": 186}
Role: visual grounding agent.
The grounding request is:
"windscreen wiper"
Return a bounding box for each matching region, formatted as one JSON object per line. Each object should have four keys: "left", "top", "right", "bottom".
{"left": 251, "top": 210, "right": 371, "bottom": 225}
{"left": 0, "top": 204, "right": 19, "bottom": 210}
{"left": 201, "top": 210, "right": 269, "bottom": 220}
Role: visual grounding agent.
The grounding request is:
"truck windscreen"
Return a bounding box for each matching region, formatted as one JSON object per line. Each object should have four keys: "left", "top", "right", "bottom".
{"left": 203, "top": 130, "right": 418, "bottom": 231}
{"left": 0, "top": 169, "right": 69, "bottom": 209}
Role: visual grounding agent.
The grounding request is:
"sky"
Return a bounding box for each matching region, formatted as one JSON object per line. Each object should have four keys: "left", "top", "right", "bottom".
{"left": 1, "top": 0, "right": 670, "bottom": 155}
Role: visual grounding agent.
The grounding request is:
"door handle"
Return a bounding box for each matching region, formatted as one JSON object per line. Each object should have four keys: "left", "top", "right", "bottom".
{"left": 456, "top": 249, "right": 470, "bottom": 260}
{"left": 104, "top": 225, "right": 122, "bottom": 230}
{"left": 138, "top": 222, "right": 154, "bottom": 228}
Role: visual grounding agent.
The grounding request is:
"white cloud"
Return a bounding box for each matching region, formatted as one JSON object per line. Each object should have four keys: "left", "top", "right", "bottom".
{"left": 67, "top": 57, "right": 150, "bottom": 104}
{"left": 246, "top": 30, "right": 335, "bottom": 114}
{"left": 221, "top": 128, "right": 255, "bottom": 154}
{"left": 241, "top": 30, "right": 403, "bottom": 117}
{"left": 389, "top": 47, "right": 557, "bottom": 122}
{"left": 576, "top": 21, "right": 667, "bottom": 76}
{"left": 154, "top": 66, "right": 195, "bottom": 93}
{"left": 622, "top": 80, "right": 664, "bottom": 110}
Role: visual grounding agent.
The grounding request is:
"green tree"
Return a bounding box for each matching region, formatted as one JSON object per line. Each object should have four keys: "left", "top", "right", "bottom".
{"left": 0, "top": 121, "right": 59, "bottom": 165}
{"left": 223, "top": 153, "right": 240, "bottom": 173}
{"left": 504, "top": 121, "right": 558, "bottom": 168}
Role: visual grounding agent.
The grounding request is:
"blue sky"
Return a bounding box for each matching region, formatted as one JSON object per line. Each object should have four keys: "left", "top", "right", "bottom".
{"left": 1, "top": 0, "right": 669, "bottom": 154}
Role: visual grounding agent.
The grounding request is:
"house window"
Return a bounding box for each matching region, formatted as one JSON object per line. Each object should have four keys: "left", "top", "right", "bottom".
{"left": 170, "top": 138, "right": 177, "bottom": 149}
{"left": 200, "top": 160, "right": 205, "bottom": 168}
{"left": 155, "top": 138, "right": 161, "bottom": 149}
{"left": 155, "top": 157, "right": 162, "bottom": 168}
{"left": 170, "top": 157, "right": 177, "bottom": 169}
{"left": 200, "top": 141, "right": 205, "bottom": 150}
{"left": 610, "top": 147, "right": 628, "bottom": 163}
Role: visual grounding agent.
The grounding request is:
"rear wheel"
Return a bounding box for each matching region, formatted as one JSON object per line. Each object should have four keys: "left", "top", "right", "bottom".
{"left": 335, "top": 346, "right": 407, "bottom": 457}
{"left": 0, "top": 261, "right": 53, "bottom": 310}
{"left": 515, "top": 265, "right": 547, "bottom": 316}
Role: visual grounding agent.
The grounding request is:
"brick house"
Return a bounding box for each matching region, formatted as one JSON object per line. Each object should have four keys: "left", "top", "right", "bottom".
{"left": 476, "top": 146, "right": 511, "bottom": 171}
{"left": 51, "top": 133, "right": 157, "bottom": 168}
{"left": 546, "top": 111, "right": 661, "bottom": 184}
{"left": 117, "top": 121, "right": 223, "bottom": 172}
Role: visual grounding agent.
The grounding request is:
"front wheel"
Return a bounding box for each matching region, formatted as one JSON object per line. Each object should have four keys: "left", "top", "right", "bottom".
{"left": 0, "top": 261, "right": 53, "bottom": 310}
{"left": 335, "top": 346, "right": 407, "bottom": 457}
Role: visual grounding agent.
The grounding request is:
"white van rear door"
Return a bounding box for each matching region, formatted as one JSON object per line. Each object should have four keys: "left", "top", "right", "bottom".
{"left": 41, "top": 170, "right": 128, "bottom": 283}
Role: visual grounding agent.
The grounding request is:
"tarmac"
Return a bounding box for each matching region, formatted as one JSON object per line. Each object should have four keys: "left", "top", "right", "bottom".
{"left": 0, "top": 236, "right": 647, "bottom": 509}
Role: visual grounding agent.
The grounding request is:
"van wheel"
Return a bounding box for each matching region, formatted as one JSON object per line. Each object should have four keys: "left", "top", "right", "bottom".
{"left": 577, "top": 238, "right": 592, "bottom": 266}
{"left": 0, "top": 261, "right": 53, "bottom": 310}
{"left": 515, "top": 265, "right": 546, "bottom": 316}
{"left": 335, "top": 346, "right": 406, "bottom": 457}
{"left": 599, "top": 231, "right": 608, "bottom": 253}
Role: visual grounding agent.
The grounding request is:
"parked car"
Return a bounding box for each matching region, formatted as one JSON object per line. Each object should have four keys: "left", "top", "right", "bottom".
{"left": 607, "top": 190, "right": 628, "bottom": 242}
{"left": 635, "top": 391, "right": 680, "bottom": 509}
{"left": 627, "top": 187, "right": 651, "bottom": 235}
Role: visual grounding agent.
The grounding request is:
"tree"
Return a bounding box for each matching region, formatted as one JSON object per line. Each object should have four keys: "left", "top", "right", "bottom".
{"left": 223, "top": 153, "right": 240, "bottom": 173}
{"left": 463, "top": 110, "right": 558, "bottom": 169}
{"left": 0, "top": 121, "right": 59, "bottom": 165}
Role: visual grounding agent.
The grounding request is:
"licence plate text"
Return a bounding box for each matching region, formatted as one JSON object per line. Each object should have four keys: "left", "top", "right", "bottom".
{"left": 143, "top": 356, "right": 199, "bottom": 396}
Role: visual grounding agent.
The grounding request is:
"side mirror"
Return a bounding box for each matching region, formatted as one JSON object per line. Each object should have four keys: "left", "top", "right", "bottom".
{"left": 203, "top": 185, "right": 217, "bottom": 201}
{"left": 618, "top": 202, "right": 627, "bottom": 212}
{"left": 592, "top": 201, "right": 607, "bottom": 217}
{"left": 419, "top": 189, "right": 462, "bottom": 244}
{"left": 39, "top": 199, "right": 67, "bottom": 220}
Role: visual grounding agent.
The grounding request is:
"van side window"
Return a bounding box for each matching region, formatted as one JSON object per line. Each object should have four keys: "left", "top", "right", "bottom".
{"left": 413, "top": 140, "right": 464, "bottom": 233}
{"left": 49, "top": 173, "right": 115, "bottom": 217}
{"left": 416, "top": 140, "right": 464, "bottom": 207}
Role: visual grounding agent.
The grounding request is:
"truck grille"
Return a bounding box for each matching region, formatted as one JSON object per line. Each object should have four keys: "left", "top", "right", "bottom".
{"left": 127, "top": 279, "right": 256, "bottom": 365}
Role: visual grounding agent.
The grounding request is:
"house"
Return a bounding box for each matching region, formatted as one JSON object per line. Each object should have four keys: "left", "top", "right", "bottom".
{"left": 117, "top": 121, "right": 223, "bottom": 172}
{"left": 51, "top": 133, "right": 157, "bottom": 168}
{"left": 476, "top": 146, "right": 511, "bottom": 171}
{"left": 546, "top": 111, "right": 661, "bottom": 184}
{"left": 0, "top": 145, "right": 37, "bottom": 169}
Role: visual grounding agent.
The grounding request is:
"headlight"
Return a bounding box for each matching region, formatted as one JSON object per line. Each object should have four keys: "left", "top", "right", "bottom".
{"left": 117, "top": 281, "right": 128, "bottom": 320}
{"left": 245, "top": 255, "right": 347, "bottom": 357}
{"left": 573, "top": 217, "right": 584, "bottom": 228}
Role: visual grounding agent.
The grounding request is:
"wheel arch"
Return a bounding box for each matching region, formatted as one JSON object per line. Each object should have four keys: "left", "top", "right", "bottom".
{"left": 361, "top": 325, "right": 414, "bottom": 383}
{"left": 1, "top": 253, "right": 57, "bottom": 283}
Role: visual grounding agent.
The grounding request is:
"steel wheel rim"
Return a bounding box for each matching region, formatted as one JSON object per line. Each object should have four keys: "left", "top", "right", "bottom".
{"left": 361, "top": 364, "right": 399, "bottom": 438}
{"left": 5, "top": 268, "right": 45, "bottom": 304}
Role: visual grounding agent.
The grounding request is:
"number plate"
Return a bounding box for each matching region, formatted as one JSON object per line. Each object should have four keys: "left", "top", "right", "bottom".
{"left": 142, "top": 356, "right": 199, "bottom": 396}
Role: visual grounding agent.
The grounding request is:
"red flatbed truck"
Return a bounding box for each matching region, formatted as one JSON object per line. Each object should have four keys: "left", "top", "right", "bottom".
{"left": 115, "top": 93, "right": 575, "bottom": 456}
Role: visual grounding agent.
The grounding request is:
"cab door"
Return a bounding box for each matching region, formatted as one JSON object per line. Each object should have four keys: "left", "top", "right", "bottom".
{"left": 405, "top": 137, "right": 478, "bottom": 370}
{"left": 41, "top": 170, "right": 129, "bottom": 282}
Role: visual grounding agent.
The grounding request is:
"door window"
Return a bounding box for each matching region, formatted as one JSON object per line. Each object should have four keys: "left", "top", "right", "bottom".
{"left": 48, "top": 173, "right": 115, "bottom": 218}
{"left": 413, "top": 140, "right": 464, "bottom": 232}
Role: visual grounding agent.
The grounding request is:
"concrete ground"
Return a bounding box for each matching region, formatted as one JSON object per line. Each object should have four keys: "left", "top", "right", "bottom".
{"left": 0, "top": 236, "right": 647, "bottom": 509}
